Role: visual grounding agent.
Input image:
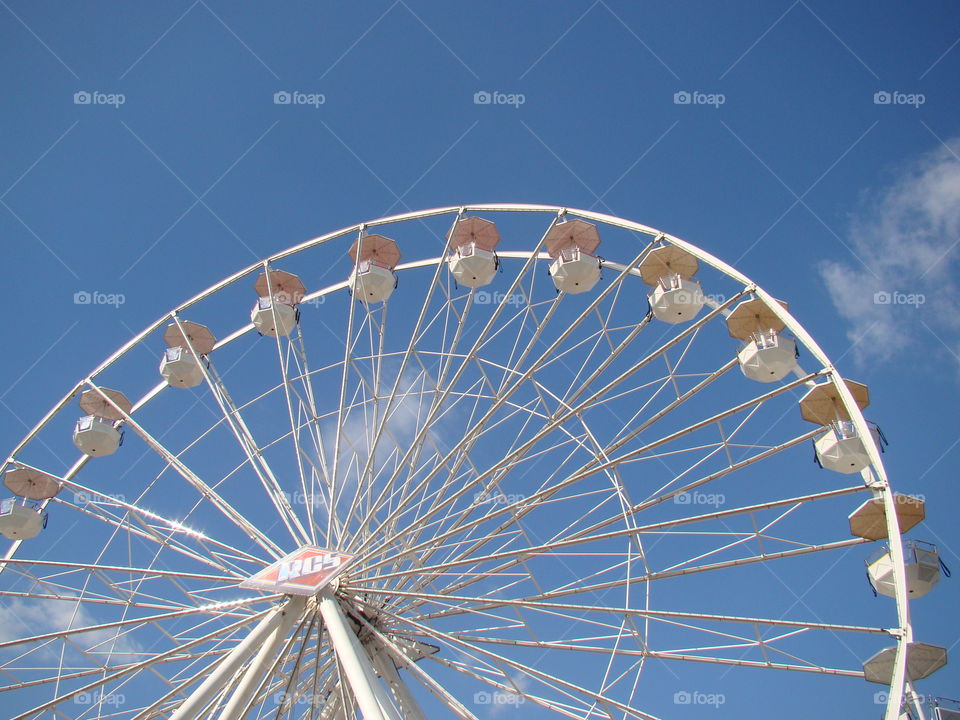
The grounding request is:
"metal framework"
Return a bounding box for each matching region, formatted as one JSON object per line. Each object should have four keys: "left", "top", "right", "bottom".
{"left": 0, "top": 205, "right": 924, "bottom": 719}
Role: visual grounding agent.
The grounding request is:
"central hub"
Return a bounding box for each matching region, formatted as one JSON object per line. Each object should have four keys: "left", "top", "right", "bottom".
{"left": 240, "top": 546, "right": 354, "bottom": 596}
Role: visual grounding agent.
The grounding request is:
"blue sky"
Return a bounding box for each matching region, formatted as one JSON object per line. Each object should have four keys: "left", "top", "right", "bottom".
{"left": 1, "top": 1, "right": 959, "bottom": 717}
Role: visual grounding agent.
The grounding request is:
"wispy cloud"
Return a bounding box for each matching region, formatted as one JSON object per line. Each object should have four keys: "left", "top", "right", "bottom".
{"left": 0, "top": 596, "right": 143, "bottom": 663}
{"left": 819, "top": 137, "right": 960, "bottom": 368}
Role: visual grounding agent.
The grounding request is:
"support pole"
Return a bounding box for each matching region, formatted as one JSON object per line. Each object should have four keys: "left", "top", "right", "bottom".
{"left": 317, "top": 591, "right": 401, "bottom": 720}
{"left": 169, "top": 597, "right": 302, "bottom": 720}
{"left": 370, "top": 645, "right": 427, "bottom": 720}
{"left": 216, "top": 596, "right": 307, "bottom": 720}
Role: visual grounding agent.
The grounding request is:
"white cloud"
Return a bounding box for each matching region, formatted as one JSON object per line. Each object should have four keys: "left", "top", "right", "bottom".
{"left": 818, "top": 137, "right": 960, "bottom": 367}
{"left": 0, "top": 596, "right": 143, "bottom": 664}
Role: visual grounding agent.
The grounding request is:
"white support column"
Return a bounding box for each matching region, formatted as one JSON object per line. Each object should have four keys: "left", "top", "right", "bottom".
{"left": 317, "top": 591, "right": 402, "bottom": 720}
{"left": 370, "top": 645, "right": 427, "bottom": 720}
{"left": 216, "top": 596, "right": 307, "bottom": 720}
{"left": 169, "top": 598, "right": 302, "bottom": 720}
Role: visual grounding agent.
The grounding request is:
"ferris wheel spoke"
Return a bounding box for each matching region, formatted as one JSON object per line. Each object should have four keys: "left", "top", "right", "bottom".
{"left": 45, "top": 494, "right": 235, "bottom": 576}
{"left": 255, "top": 275, "right": 321, "bottom": 546}
{"left": 0, "top": 594, "right": 274, "bottom": 659}
{"left": 193, "top": 356, "right": 310, "bottom": 548}
{"left": 346, "top": 224, "right": 454, "bottom": 542}
{"left": 446, "top": 633, "right": 864, "bottom": 678}
{"left": 169, "top": 312, "right": 310, "bottom": 549}
{"left": 410, "top": 485, "right": 865, "bottom": 586}
{"left": 357, "top": 417, "right": 821, "bottom": 592}
{"left": 328, "top": 231, "right": 367, "bottom": 547}
{"left": 341, "top": 220, "right": 563, "bottom": 557}
{"left": 81, "top": 382, "right": 285, "bottom": 560}
{"left": 287, "top": 323, "right": 336, "bottom": 512}
{"left": 362, "top": 529, "right": 868, "bottom": 621}
{"left": 356, "top": 599, "right": 660, "bottom": 720}
{"left": 368, "top": 588, "right": 890, "bottom": 641}
{"left": 7, "top": 605, "right": 277, "bottom": 720}
{"left": 351, "top": 310, "right": 754, "bottom": 571}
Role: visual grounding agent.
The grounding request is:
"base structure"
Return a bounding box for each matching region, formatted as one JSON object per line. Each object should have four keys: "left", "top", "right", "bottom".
{"left": 167, "top": 592, "right": 421, "bottom": 720}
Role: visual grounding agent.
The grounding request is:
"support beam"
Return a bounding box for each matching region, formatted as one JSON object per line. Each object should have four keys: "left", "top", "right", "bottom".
{"left": 169, "top": 598, "right": 303, "bottom": 720}
{"left": 216, "top": 597, "right": 307, "bottom": 720}
{"left": 317, "top": 591, "right": 401, "bottom": 720}
{"left": 370, "top": 644, "right": 427, "bottom": 720}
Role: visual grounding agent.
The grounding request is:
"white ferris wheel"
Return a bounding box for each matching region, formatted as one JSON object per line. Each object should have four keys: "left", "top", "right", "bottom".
{"left": 0, "top": 205, "right": 951, "bottom": 720}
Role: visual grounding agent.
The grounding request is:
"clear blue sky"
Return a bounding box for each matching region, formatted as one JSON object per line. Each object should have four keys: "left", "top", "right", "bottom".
{"left": 1, "top": 1, "right": 958, "bottom": 717}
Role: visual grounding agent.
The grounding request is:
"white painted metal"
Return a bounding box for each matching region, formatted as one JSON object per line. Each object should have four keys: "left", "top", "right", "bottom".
{"left": 160, "top": 346, "right": 205, "bottom": 388}
{"left": 71, "top": 415, "right": 121, "bottom": 456}
{"left": 869, "top": 541, "right": 942, "bottom": 599}
{"left": 548, "top": 246, "right": 601, "bottom": 294}
{"left": 0, "top": 205, "right": 925, "bottom": 720}
{"left": 369, "top": 643, "right": 428, "bottom": 720}
{"left": 649, "top": 274, "right": 704, "bottom": 323}
{"left": 168, "top": 601, "right": 300, "bottom": 720}
{"left": 251, "top": 296, "right": 297, "bottom": 337}
{"left": 350, "top": 260, "right": 397, "bottom": 303}
{"left": 215, "top": 596, "right": 306, "bottom": 720}
{"left": 448, "top": 242, "right": 497, "bottom": 288}
{"left": 317, "top": 591, "right": 401, "bottom": 720}
{"left": 737, "top": 330, "right": 797, "bottom": 382}
{"left": 815, "top": 420, "right": 882, "bottom": 474}
{"left": 0, "top": 499, "right": 45, "bottom": 540}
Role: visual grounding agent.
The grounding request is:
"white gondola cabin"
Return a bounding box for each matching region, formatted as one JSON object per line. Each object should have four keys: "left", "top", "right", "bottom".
{"left": 868, "top": 539, "right": 943, "bottom": 599}
{"left": 349, "top": 235, "right": 401, "bottom": 303}
{"left": 251, "top": 270, "right": 305, "bottom": 337}
{"left": 544, "top": 219, "right": 601, "bottom": 294}
{"left": 863, "top": 642, "right": 947, "bottom": 685}
{"left": 448, "top": 217, "right": 500, "bottom": 288}
{"left": 72, "top": 388, "right": 132, "bottom": 457}
{"left": 639, "top": 245, "right": 705, "bottom": 324}
{"left": 0, "top": 497, "right": 47, "bottom": 540}
{"left": 160, "top": 346, "right": 204, "bottom": 388}
{"left": 726, "top": 298, "right": 796, "bottom": 382}
{"left": 814, "top": 419, "right": 884, "bottom": 474}
{"left": 73, "top": 415, "right": 122, "bottom": 456}
{"left": 161, "top": 320, "right": 216, "bottom": 387}
{"left": 251, "top": 296, "right": 298, "bottom": 337}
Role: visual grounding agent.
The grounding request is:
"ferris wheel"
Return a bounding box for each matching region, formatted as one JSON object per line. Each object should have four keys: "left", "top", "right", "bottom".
{"left": 0, "top": 204, "right": 950, "bottom": 720}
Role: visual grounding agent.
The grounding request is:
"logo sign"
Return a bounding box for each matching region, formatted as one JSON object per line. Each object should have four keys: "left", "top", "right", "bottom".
{"left": 240, "top": 546, "right": 353, "bottom": 596}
